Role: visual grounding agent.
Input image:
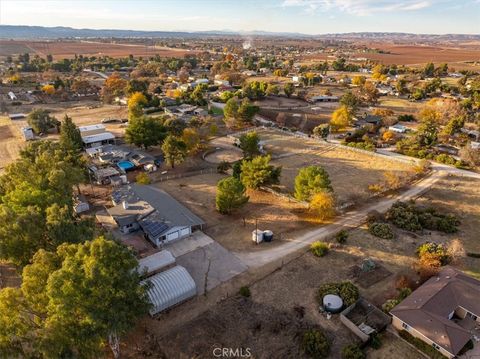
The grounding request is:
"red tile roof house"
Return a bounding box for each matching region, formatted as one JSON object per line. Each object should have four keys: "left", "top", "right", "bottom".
{"left": 391, "top": 267, "right": 480, "bottom": 358}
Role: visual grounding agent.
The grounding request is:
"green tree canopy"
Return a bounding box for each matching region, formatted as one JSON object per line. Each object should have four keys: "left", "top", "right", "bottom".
{"left": 59, "top": 114, "right": 83, "bottom": 153}
{"left": 239, "top": 131, "right": 260, "bottom": 158}
{"left": 27, "top": 109, "right": 60, "bottom": 134}
{"left": 125, "top": 116, "right": 167, "bottom": 150}
{"left": 284, "top": 82, "right": 295, "bottom": 97}
{"left": 0, "top": 237, "right": 149, "bottom": 358}
{"left": 161, "top": 135, "right": 188, "bottom": 168}
{"left": 294, "top": 165, "right": 333, "bottom": 201}
{"left": 240, "top": 155, "right": 281, "bottom": 189}
{"left": 216, "top": 176, "right": 249, "bottom": 214}
{"left": 0, "top": 141, "right": 91, "bottom": 266}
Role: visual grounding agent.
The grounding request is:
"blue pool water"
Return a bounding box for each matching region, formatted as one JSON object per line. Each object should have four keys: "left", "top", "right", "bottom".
{"left": 117, "top": 160, "right": 135, "bottom": 171}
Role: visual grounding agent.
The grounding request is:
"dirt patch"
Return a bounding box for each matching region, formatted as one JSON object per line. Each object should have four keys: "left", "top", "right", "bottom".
{"left": 204, "top": 148, "right": 242, "bottom": 164}
{"left": 156, "top": 173, "right": 315, "bottom": 252}
{"left": 159, "top": 297, "right": 316, "bottom": 359}
{"left": 0, "top": 125, "right": 14, "bottom": 141}
{"left": 349, "top": 263, "right": 392, "bottom": 289}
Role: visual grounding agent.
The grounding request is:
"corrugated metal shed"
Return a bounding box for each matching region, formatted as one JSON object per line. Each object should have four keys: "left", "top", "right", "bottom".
{"left": 138, "top": 250, "right": 175, "bottom": 276}
{"left": 142, "top": 265, "right": 196, "bottom": 315}
{"left": 82, "top": 132, "right": 115, "bottom": 144}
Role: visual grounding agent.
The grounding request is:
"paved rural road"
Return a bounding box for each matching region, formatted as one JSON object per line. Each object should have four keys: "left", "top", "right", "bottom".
{"left": 234, "top": 167, "right": 477, "bottom": 268}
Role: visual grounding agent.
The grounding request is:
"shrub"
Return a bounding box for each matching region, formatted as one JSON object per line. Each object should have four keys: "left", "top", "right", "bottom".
{"left": 367, "top": 184, "right": 384, "bottom": 193}
{"left": 318, "top": 282, "right": 359, "bottom": 307}
{"left": 385, "top": 201, "right": 422, "bottom": 231}
{"left": 368, "top": 222, "right": 394, "bottom": 240}
{"left": 369, "top": 334, "right": 382, "bottom": 350}
{"left": 302, "top": 329, "right": 330, "bottom": 359}
{"left": 341, "top": 344, "right": 365, "bottom": 359}
{"left": 344, "top": 141, "right": 375, "bottom": 151}
{"left": 311, "top": 241, "right": 330, "bottom": 257}
{"left": 385, "top": 201, "right": 459, "bottom": 233}
{"left": 135, "top": 172, "right": 151, "bottom": 184}
{"left": 399, "top": 331, "right": 448, "bottom": 359}
{"left": 416, "top": 242, "right": 451, "bottom": 266}
{"left": 335, "top": 230, "right": 348, "bottom": 244}
{"left": 239, "top": 286, "right": 251, "bottom": 297}
{"left": 382, "top": 298, "right": 401, "bottom": 313}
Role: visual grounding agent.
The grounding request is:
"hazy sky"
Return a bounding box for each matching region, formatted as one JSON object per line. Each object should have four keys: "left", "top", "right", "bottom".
{"left": 0, "top": 0, "right": 479, "bottom": 34}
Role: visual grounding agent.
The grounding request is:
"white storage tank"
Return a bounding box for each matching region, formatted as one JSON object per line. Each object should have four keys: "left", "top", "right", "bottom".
{"left": 323, "top": 294, "right": 343, "bottom": 313}
{"left": 252, "top": 229, "right": 264, "bottom": 244}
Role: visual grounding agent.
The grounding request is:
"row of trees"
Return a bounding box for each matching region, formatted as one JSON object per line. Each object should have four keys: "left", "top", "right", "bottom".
{"left": 215, "top": 132, "right": 336, "bottom": 220}
{"left": 0, "top": 118, "right": 149, "bottom": 357}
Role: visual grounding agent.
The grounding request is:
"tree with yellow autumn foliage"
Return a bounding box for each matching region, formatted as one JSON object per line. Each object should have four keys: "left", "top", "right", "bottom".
{"left": 330, "top": 105, "right": 352, "bottom": 131}
{"left": 309, "top": 192, "right": 336, "bottom": 221}
{"left": 42, "top": 84, "right": 55, "bottom": 95}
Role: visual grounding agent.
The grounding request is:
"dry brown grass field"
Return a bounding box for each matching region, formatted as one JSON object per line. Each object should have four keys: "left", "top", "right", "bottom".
{"left": 256, "top": 129, "right": 417, "bottom": 205}
{"left": 0, "top": 40, "right": 199, "bottom": 59}
{"left": 156, "top": 173, "right": 314, "bottom": 252}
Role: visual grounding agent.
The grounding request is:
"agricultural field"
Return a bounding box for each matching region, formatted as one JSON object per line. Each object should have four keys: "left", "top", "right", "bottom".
{"left": 354, "top": 43, "right": 480, "bottom": 67}
{"left": 0, "top": 40, "right": 198, "bottom": 59}
{"left": 156, "top": 173, "right": 315, "bottom": 252}
{"left": 255, "top": 129, "right": 417, "bottom": 205}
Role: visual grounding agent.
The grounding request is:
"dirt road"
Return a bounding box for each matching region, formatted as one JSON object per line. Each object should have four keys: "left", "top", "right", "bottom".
{"left": 234, "top": 170, "right": 447, "bottom": 268}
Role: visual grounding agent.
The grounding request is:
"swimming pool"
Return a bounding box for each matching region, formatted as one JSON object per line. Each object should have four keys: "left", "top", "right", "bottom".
{"left": 117, "top": 160, "right": 135, "bottom": 171}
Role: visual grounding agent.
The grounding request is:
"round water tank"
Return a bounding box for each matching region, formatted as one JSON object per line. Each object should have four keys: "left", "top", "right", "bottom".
{"left": 323, "top": 294, "right": 343, "bottom": 313}
{"left": 263, "top": 230, "right": 273, "bottom": 242}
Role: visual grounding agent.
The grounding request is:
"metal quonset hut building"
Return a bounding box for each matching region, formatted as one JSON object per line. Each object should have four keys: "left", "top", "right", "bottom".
{"left": 142, "top": 265, "right": 196, "bottom": 315}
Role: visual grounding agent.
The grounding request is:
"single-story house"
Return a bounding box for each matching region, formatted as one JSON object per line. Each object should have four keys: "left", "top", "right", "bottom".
{"left": 80, "top": 124, "right": 116, "bottom": 148}
{"left": 108, "top": 184, "right": 204, "bottom": 246}
{"left": 79, "top": 124, "right": 107, "bottom": 137}
{"left": 391, "top": 267, "right": 480, "bottom": 358}
{"left": 89, "top": 165, "right": 123, "bottom": 185}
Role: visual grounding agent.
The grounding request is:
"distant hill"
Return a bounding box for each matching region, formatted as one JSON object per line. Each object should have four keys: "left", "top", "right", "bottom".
{"left": 0, "top": 25, "right": 479, "bottom": 41}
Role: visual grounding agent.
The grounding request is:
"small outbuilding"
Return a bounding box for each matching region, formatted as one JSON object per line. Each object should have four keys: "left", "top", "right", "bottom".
{"left": 142, "top": 265, "right": 196, "bottom": 315}
{"left": 138, "top": 250, "right": 175, "bottom": 276}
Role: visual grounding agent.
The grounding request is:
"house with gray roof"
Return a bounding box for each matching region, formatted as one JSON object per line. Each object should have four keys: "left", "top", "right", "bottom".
{"left": 107, "top": 184, "right": 204, "bottom": 246}
{"left": 391, "top": 267, "right": 479, "bottom": 358}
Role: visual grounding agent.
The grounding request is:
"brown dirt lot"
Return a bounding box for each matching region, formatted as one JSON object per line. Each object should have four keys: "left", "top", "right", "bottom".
{"left": 0, "top": 40, "right": 198, "bottom": 59}
{"left": 129, "top": 248, "right": 421, "bottom": 359}
{"left": 256, "top": 129, "right": 416, "bottom": 205}
{"left": 0, "top": 120, "right": 26, "bottom": 171}
{"left": 155, "top": 173, "right": 315, "bottom": 252}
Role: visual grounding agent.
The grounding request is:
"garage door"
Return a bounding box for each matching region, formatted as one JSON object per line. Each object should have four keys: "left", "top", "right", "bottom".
{"left": 180, "top": 227, "right": 190, "bottom": 237}
{"left": 166, "top": 231, "right": 179, "bottom": 242}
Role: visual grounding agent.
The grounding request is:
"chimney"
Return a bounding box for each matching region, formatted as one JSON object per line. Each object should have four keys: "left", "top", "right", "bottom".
{"left": 122, "top": 201, "right": 129, "bottom": 210}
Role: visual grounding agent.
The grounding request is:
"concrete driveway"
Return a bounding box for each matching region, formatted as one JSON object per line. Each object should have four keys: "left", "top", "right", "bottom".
{"left": 165, "top": 231, "right": 248, "bottom": 295}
